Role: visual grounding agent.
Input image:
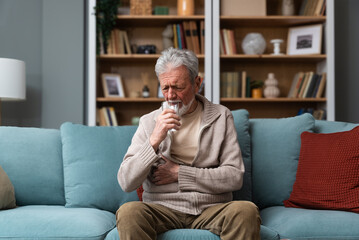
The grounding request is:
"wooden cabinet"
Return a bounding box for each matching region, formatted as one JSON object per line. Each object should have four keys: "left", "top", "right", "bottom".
{"left": 96, "top": 0, "right": 205, "bottom": 125}
{"left": 87, "top": 0, "right": 334, "bottom": 126}
{"left": 213, "top": 0, "right": 334, "bottom": 119}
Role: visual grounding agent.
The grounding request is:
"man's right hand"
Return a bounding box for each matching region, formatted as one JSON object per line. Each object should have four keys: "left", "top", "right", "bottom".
{"left": 150, "top": 109, "right": 181, "bottom": 151}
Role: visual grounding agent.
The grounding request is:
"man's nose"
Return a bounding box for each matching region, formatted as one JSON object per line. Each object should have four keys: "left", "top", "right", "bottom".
{"left": 168, "top": 87, "right": 177, "bottom": 99}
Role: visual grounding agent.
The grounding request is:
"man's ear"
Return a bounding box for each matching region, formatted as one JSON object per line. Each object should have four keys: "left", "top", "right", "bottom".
{"left": 194, "top": 76, "right": 203, "bottom": 93}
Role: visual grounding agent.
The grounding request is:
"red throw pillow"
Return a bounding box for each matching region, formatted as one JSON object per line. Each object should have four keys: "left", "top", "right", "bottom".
{"left": 284, "top": 126, "right": 359, "bottom": 213}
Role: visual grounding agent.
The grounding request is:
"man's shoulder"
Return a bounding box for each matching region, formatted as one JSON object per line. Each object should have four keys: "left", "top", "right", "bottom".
{"left": 139, "top": 108, "right": 161, "bottom": 124}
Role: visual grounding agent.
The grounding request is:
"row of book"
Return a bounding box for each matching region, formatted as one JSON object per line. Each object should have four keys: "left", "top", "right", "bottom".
{"left": 101, "top": 29, "right": 131, "bottom": 55}
{"left": 220, "top": 71, "right": 250, "bottom": 98}
{"left": 173, "top": 21, "right": 204, "bottom": 55}
{"left": 299, "top": 0, "right": 326, "bottom": 16}
{"left": 220, "top": 29, "right": 237, "bottom": 55}
{"left": 298, "top": 108, "right": 326, "bottom": 120}
{"left": 97, "top": 107, "right": 118, "bottom": 126}
{"left": 287, "top": 72, "right": 326, "bottom": 98}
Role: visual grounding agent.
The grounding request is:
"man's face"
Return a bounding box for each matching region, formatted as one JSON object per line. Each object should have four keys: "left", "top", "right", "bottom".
{"left": 159, "top": 65, "right": 200, "bottom": 113}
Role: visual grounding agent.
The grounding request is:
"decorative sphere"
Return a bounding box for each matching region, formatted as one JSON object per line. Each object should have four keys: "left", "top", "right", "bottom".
{"left": 242, "top": 33, "right": 266, "bottom": 55}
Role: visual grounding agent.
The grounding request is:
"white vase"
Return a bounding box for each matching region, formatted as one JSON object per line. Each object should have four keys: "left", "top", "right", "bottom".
{"left": 282, "top": 0, "right": 295, "bottom": 16}
{"left": 241, "top": 33, "right": 266, "bottom": 55}
{"left": 264, "top": 73, "right": 280, "bottom": 98}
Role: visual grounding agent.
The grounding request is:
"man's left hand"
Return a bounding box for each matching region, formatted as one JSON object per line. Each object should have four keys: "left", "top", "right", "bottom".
{"left": 152, "top": 156, "right": 179, "bottom": 185}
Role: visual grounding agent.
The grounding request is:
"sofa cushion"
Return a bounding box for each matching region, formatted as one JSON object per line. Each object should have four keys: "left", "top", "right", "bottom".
{"left": 0, "top": 127, "right": 65, "bottom": 205}
{"left": 284, "top": 126, "right": 359, "bottom": 213}
{"left": 61, "top": 123, "right": 139, "bottom": 213}
{"left": 314, "top": 119, "right": 358, "bottom": 133}
{"left": 105, "top": 225, "right": 279, "bottom": 240}
{"left": 231, "top": 109, "right": 252, "bottom": 201}
{"left": 250, "top": 113, "right": 315, "bottom": 209}
{"left": 105, "top": 228, "right": 220, "bottom": 240}
{"left": 0, "top": 165, "right": 16, "bottom": 209}
{"left": 261, "top": 206, "right": 359, "bottom": 239}
{"left": 0, "top": 205, "right": 115, "bottom": 240}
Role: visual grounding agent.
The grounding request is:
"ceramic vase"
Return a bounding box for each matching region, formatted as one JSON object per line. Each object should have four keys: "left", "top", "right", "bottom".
{"left": 264, "top": 73, "right": 280, "bottom": 98}
{"left": 242, "top": 33, "right": 266, "bottom": 55}
{"left": 177, "top": 0, "right": 194, "bottom": 16}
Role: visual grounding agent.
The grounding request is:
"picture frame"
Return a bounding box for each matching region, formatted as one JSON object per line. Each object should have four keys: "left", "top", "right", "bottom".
{"left": 287, "top": 24, "right": 323, "bottom": 55}
{"left": 102, "top": 73, "right": 125, "bottom": 97}
{"left": 157, "top": 83, "right": 164, "bottom": 98}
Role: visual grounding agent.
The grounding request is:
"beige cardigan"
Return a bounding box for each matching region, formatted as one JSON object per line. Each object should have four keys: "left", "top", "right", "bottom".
{"left": 118, "top": 95, "right": 244, "bottom": 215}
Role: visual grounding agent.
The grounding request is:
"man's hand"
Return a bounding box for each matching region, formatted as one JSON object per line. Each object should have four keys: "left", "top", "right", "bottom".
{"left": 151, "top": 156, "right": 179, "bottom": 186}
{"left": 150, "top": 109, "right": 181, "bottom": 151}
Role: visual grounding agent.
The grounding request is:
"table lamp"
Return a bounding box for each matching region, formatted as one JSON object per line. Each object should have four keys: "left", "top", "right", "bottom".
{"left": 0, "top": 58, "right": 26, "bottom": 125}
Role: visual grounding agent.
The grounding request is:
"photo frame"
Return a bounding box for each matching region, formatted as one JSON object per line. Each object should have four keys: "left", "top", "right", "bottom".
{"left": 102, "top": 73, "right": 125, "bottom": 97}
{"left": 157, "top": 83, "right": 164, "bottom": 98}
{"left": 287, "top": 24, "right": 323, "bottom": 55}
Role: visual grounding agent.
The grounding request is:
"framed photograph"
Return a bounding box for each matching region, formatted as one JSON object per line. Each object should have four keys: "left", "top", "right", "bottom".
{"left": 157, "top": 83, "right": 164, "bottom": 98}
{"left": 102, "top": 73, "right": 125, "bottom": 97}
{"left": 287, "top": 24, "right": 323, "bottom": 55}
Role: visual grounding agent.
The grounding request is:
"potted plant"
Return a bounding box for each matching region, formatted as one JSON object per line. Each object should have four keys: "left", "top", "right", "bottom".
{"left": 250, "top": 80, "right": 264, "bottom": 98}
{"left": 95, "top": 0, "right": 121, "bottom": 55}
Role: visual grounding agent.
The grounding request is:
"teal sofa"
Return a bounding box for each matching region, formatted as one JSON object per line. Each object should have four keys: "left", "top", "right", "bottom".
{"left": 1, "top": 110, "right": 359, "bottom": 240}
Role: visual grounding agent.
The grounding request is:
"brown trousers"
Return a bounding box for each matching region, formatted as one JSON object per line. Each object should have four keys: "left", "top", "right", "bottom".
{"left": 116, "top": 201, "right": 261, "bottom": 240}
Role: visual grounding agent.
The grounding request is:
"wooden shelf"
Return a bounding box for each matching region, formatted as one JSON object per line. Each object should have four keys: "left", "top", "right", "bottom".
{"left": 220, "top": 16, "right": 326, "bottom": 27}
{"left": 220, "top": 54, "right": 326, "bottom": 62}
{"left": 97, "top": 97, "right": 164, "bottom": 102}
{"left": 221, "top": 98, "right": 327, "bottom": 102}
{"left": 98, "top": 54, "right": 205, "bottom": 60}
{"left": 116, "top": 15, "right": 205, "bottom": 27}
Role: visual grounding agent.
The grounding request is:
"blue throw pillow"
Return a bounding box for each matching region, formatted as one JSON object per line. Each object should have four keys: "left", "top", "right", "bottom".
{"left": 231, "top": 109, "right": 252, "bottom": 201}
{"left": 61, "top": 123, "right": 139, "bottom": 213}
{"left": 250, "top": 113, "right": 315, "bottom": 209}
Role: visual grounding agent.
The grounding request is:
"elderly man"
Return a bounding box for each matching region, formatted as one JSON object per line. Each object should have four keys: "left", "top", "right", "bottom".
{"left": 116, "top": 48, "right": 261, "bottom": 240}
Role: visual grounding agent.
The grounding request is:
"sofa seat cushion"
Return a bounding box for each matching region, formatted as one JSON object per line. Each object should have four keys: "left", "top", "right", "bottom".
{"left": 105, "top": 228, "right": 220, "bottom": 240}
{"left": 0, "top": 205, "right": 115, "bottom": 240}
{"left": 261, "top": 206, "right": 359, "bottom": 239}
{"left": 105, "top": 225, "right": 278, "bottom": 240}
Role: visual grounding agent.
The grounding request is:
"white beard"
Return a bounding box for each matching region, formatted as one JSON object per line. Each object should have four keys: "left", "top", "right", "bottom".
{"left": 177, "top": 97, "right": 194, "bottom": 116}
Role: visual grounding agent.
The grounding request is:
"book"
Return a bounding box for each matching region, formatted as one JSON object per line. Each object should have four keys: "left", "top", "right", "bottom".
{"left": 179, "top": 23, "right": 186, "bottom": 49}
{"left": 220, "top": 29, "right": 226, "bottom": 55}
{"left": 109, "top": 107, "right": 118, "bottom": 126}
{"left": 222, "top": 29, "right": 231, "bottom": 55}
{"left": 241, "top": 71, "right": 247, "bottom": 98}
{"left": 176, "top": 24, "right": 182, "bottom": 49}
{"left": 200, "top": 20, "right": 205, "bottom": 54}
{"left": 287, "top": 72, "right": 301, "bottom": 98}
{"left": 228, "top": 29, "right": 237, "bottom": 54}
{"left": 183, "top": 21, "right": 193, "bottom": 51}
{"left": 316, "top": 72, "right": 327, "bottom": 98}
{"left": 189, "top": 21, "right": 200, "bottom": 54}
{"left": 173, "top": 24, "right": 178, "bottom": 49}
{"left": 304, "top": 73, "right": 318, "bottom": 98}
{"left": 122, "top": 30, "right": 131, "bottom": 54}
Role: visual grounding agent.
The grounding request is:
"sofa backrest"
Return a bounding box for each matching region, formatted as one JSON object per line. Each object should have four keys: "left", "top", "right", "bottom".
{"left": 314, "top": 119, "right": 359, "bottom": 133}
{"left": 0, "top": 127, "right": 65, "bottom": 206}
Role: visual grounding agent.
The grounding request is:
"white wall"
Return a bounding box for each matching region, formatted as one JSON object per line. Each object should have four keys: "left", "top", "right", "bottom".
{"left": 0, "top": 0, "right": 85, "bottom": 128}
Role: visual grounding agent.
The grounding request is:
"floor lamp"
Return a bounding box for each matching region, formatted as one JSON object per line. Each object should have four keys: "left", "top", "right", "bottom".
{"left": 0, "top": 58, "right": 26, "bottom": 125}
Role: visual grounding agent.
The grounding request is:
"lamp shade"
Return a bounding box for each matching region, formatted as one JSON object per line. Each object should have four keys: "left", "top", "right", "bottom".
{"left": 0, "top": 58, "right": 26, "bottom": 100}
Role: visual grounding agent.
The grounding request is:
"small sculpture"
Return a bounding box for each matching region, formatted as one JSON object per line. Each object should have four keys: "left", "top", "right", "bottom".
{"left": 270, "top": 39, "right": 284, "bottom": 55}
{"left": 264, "top": 73, "right": 280, "bottom": 98}
{"left": 162, "top": 24, "right": 174, "bottom": 50}
{"left": 242, "top": 33, "right": 266, "bottom": 55}
{"left": 282, "top": 0, "right": 295, "bottom": 16}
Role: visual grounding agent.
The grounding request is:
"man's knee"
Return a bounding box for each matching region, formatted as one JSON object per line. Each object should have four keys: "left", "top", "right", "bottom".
{"left": 227, "top": 201, "right": 260, "bottom": 222}
{"left": 116, "top": 201, "right": 147, "bottom": 224}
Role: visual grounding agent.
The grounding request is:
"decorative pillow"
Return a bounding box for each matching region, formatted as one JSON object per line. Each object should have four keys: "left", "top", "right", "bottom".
{"left": 250, "top": 113, "right": 315, "bottom": 209}
{"left": 0, "top": 165, "right": 16, "bottom": 209}
{"left": 61, "top": 122, "right": 139, "bottom": 213}
{"left": 284, "top": 126, "right": 359, "bottom": 213}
